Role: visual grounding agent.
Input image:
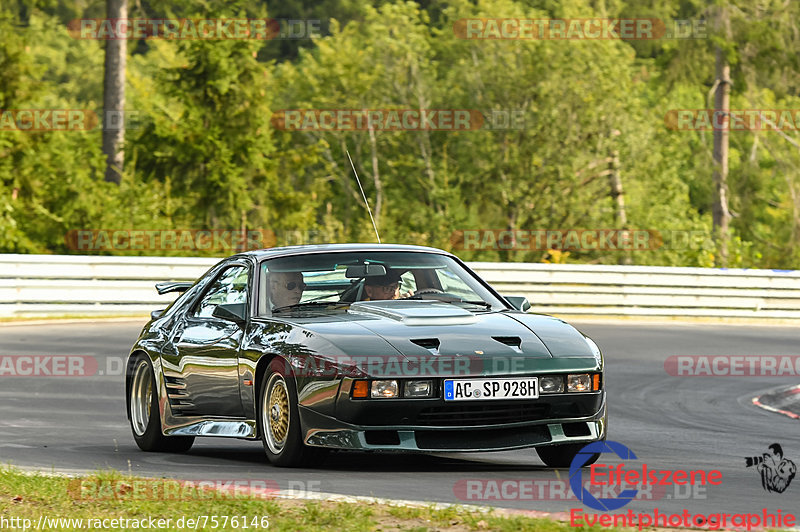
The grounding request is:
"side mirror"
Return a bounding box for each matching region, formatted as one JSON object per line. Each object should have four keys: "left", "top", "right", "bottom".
{"left": 155, "top": 281, "right": 193, "bottom": 295}
{"left": 212, "top": 303, "right": 247, "bottom": 325}
{"left": 504, "top": 296, "right": 531, "bottom": 312}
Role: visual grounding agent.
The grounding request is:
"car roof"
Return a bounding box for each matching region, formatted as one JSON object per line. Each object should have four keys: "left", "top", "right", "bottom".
{"left": 234, "top": 243, "right": 456, "bottom": 261}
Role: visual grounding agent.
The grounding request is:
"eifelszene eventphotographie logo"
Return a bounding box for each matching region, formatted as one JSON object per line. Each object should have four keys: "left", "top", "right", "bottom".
{"left": 569, "top": 440, "right": 722, "bottom": 512}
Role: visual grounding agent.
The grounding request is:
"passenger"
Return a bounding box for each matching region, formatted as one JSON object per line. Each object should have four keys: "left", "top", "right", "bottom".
{"left": 270, "top": 271, "right": 305, "bottom": 309}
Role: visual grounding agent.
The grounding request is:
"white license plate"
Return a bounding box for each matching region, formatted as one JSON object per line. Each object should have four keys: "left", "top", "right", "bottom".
{"left": 443, "top": 377, "right": 539, "bottom": 401}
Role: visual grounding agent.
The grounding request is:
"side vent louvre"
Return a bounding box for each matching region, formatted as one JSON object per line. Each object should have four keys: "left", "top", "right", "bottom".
{"left": 492, "top": 336, "right": 523, "bottom": 353}
{"left": 411, "top": 338, "right": 440, "bottom": 352}
{"left": 165, "top": 376, "right": 193, "bottom": 413}
{"left": 165, "top": 376, "right": 186, "bottom": 389}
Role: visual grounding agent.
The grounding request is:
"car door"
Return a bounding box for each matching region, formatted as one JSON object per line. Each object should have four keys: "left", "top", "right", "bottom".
{"left": 162, "top": 263, "right": 250, "bottom": 418}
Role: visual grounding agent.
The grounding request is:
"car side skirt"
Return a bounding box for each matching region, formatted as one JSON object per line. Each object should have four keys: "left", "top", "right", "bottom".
{"left": 163, "top": 419, "right": 257, "bottom": 438}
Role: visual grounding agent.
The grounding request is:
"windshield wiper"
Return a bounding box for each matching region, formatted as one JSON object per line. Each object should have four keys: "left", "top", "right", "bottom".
{"left": 458, "top": 300, "right": 493, "bottom": 309}
{"left": 273, "top": 301, "right": 340, "bottom": 313}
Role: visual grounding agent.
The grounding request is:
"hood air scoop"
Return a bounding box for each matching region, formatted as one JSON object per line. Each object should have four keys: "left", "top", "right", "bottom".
{"left": 411, "top": 338, "right": 441, "bottom": 354}
{"left": 493, "top": 336, "right": 523, "bottom": 353}
{"left": 348, "top": 300, "right": 478, "bottom": 326}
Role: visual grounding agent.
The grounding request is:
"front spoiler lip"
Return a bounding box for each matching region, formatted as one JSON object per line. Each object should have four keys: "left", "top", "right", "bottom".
{"left": 301, "top": 396, "right": 607, "bottom": 452}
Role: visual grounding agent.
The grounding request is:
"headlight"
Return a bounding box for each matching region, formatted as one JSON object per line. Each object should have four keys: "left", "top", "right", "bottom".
{"left": 371, "top": 380, "right": 399, "bottom": 398}
{"left": 539, "top": 375, "right": 564, "bottom": 393}
{"left": 404, "top": 380, "right": 433, "bottom": 398}
{"left": 568, "top": 373, "right": 592, "bottom": 392}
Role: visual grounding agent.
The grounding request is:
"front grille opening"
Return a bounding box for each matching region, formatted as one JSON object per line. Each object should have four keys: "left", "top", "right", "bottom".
{"left": 415, "top": 425, "right": 551, "bottom": 450}
{"left": 365, "top": 430, "right": 401, "bottom": 445}
{"left": 562, "top": 422, "right": 591, "bottom": 437}
{"left": 417, "top": 403, "right": 550, "bottom": 426}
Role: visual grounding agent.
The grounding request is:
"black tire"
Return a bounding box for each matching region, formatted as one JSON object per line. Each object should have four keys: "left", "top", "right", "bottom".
{"left": 259, "top": 358, "right": 327, "bottom": 467}
{"left": 128, "top": 355, "right": 194, "bottom": 453}
{"left": 536, "top": 442, "right": 601, "bottom": 468}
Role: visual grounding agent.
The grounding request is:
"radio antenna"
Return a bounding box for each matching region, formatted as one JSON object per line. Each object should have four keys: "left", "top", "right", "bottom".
{"left": 347, "top": 149, "right": 381, "bottom": 244}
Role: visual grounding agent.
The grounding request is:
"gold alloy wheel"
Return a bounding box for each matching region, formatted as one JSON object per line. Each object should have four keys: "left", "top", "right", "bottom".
{"left": 264, "top": 374, "right": 290, "bottom": 454}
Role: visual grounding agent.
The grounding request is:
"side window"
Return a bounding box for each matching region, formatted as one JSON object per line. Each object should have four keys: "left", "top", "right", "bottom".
{"left": 192, "top": 265, "right": 249, "bottom": 318}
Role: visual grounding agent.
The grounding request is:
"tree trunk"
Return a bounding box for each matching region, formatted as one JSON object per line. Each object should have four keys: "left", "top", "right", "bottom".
{"left": 608, "top": 149, "right": 630, "bottom": 264}
{"left": 712, "top": 46, "right": 731, "bottom": 267}
{"left": 367, "top": 127, "right": 382, "bottom": 231}
{"left": 102, "top": 0, "right": 127, "bottom": 184}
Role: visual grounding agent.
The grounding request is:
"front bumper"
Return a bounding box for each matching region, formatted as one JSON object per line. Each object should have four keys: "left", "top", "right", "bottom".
{"left": 300, "top": 392, "right": 607, "bottom": 452}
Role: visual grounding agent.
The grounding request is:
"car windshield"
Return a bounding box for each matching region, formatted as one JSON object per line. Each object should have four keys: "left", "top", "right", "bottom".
{"left": 257, "top": 251, "right": 506, "bottom": 315}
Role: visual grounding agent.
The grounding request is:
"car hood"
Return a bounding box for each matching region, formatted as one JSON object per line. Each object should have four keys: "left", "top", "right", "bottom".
{"left": 349, "top": 300, "right": 593, "bottom": 354}
{"left": 273, "top": 301, "right": 598, "bottom": 377}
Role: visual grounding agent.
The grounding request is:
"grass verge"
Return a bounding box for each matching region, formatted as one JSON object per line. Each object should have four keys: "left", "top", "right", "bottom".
{"left": 0, "top": 467, "right": 598, "bottom": 531}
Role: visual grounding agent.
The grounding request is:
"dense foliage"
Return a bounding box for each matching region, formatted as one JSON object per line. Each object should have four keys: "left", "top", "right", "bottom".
{"left": 2, "top": 0, "right": 800, "bottom": 267}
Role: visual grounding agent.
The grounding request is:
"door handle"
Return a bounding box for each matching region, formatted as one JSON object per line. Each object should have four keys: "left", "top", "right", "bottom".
{"left": 172, "top": 328, "right": 185, "bottom": 344}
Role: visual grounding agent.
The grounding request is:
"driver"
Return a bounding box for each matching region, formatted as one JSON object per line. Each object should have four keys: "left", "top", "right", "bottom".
{"left": 270, "top": 271, "right": 305, "bottom": 309}
{"left": 363, "top": 270, "right": 402, "bottom": 301}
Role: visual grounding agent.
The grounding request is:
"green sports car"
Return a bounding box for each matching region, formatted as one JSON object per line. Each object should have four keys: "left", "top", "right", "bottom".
{"left": 126, "top": 244, "right": 606, "bottom": 467}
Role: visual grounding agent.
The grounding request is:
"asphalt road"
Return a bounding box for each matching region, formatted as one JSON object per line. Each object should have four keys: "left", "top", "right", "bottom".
{"left": 1, "top": 319, "right": 799, "bottom": 519}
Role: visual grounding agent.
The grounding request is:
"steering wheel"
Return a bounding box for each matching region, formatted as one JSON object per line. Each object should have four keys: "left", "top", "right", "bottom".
{"left": 413, "top": 288, "right": 445, "bottom": 296}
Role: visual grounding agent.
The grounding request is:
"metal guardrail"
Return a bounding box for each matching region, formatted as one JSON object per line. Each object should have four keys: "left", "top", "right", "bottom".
{"left": 0, "top": 255, "right": 218, "bottom": 317}
{"left": 1, "top": 254, "right": 800, "bottom": 319}
{"left": 476, "top": 262, "right": 800, "bottom": 318}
